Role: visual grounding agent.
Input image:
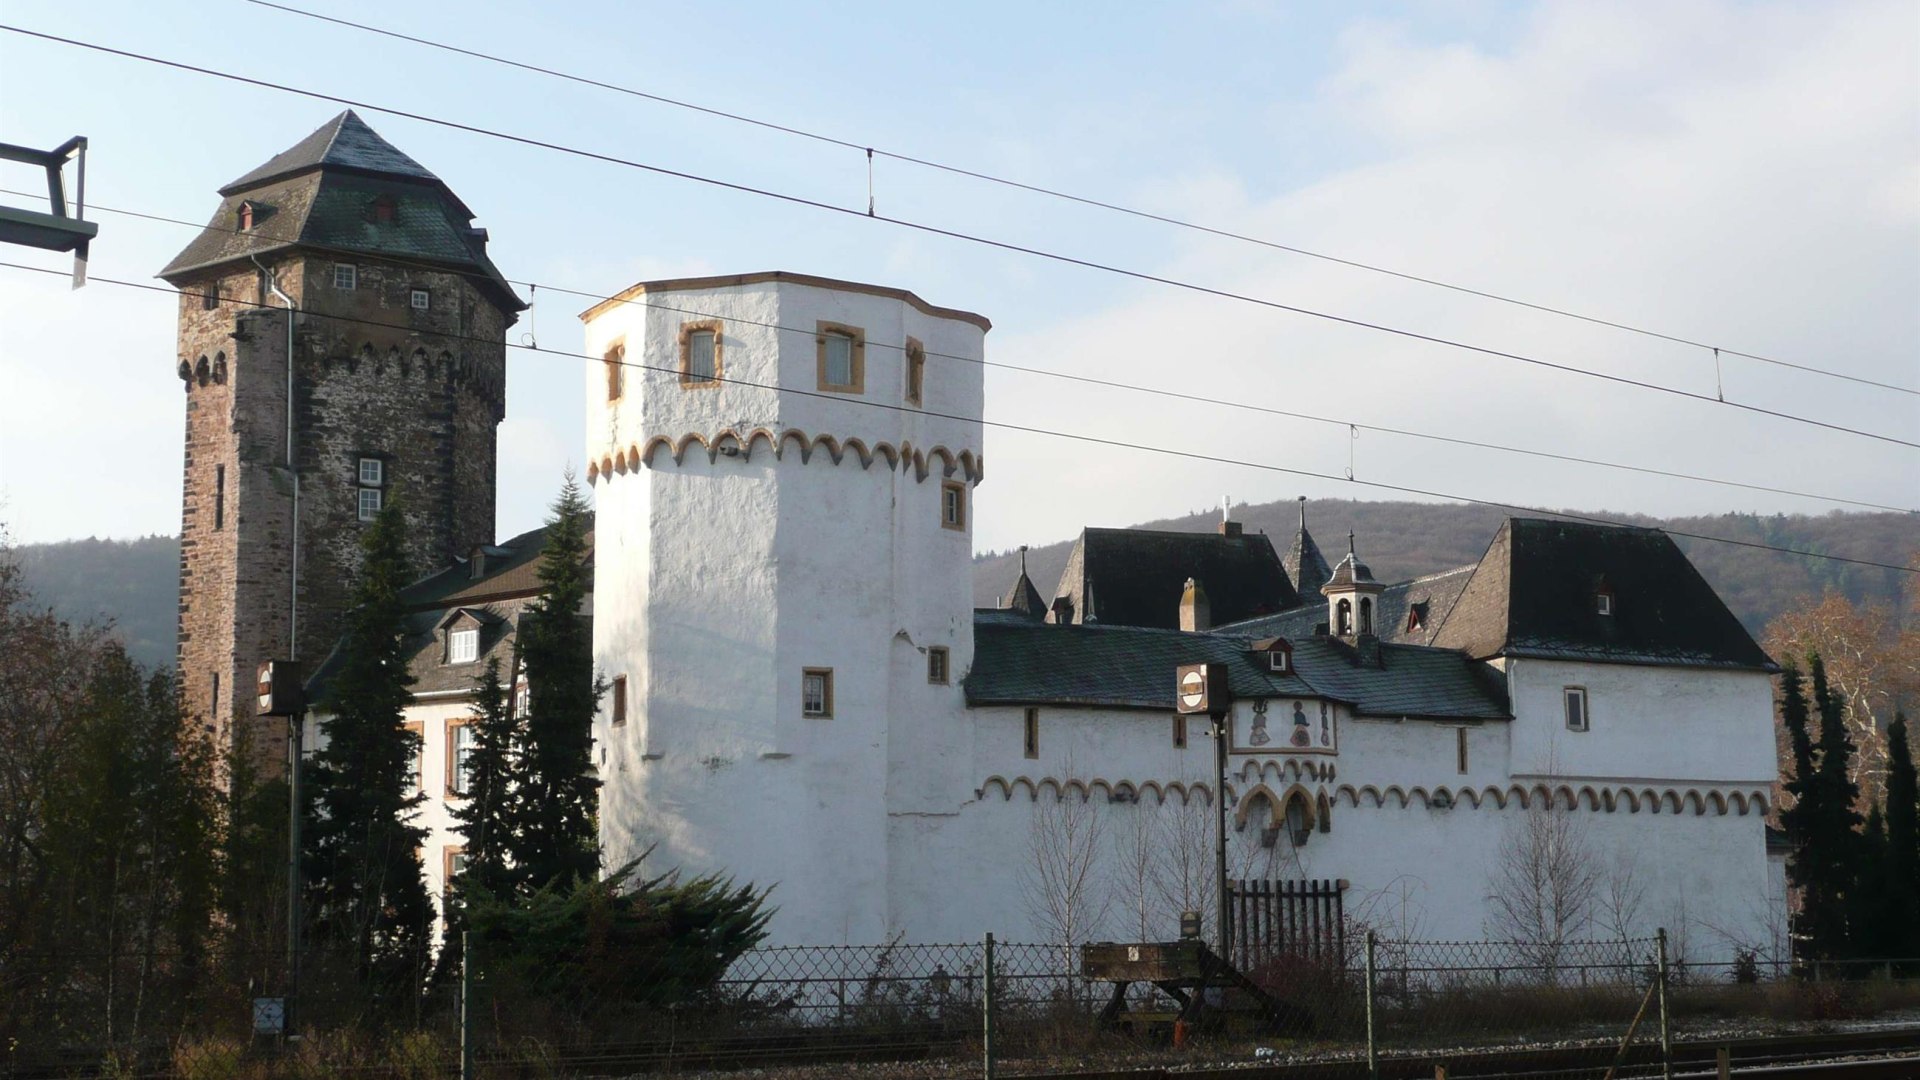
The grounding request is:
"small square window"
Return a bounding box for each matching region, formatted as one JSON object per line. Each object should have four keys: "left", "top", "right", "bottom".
{"left": 334, "top": 263, "right": 357, "bottom": 290}
{"left": 1596, "top": 592, "right": 1613, "bottom": 616}
{"left": 1023, "top": 707, "right": 1040, "bottom": 759}
{"left": 824, "top": 333, "right": 854, "bottom": 386}
{"left": 411, "top": 289, "right": 431, "bottom": 310}
{"left": 1267, "top": 648, "right": 1291, "bottom": 674}
{"left": 941, "top": 481, "right": 967, "bottom": 531}
{"left": 1564, "top": 687, "right": 1589, "bottom": 732}
{"left": 816, "top": 322, "right": 865, "bottom": 393}
{"left": 611, "top": 674, "right": 628, "bottom": 726}
{"left": 358, "top": 457, "right": 384, "bottom": 487}
{"left": 357, "top": 487, "right": 383, "bottom": 522}
{"left": 802, "top": 668, "right": 833, "bottom": 717}
{"left": 927, "top": 647, "right": 949, "bottom": 685}
{"left": 448, "top": 628, "right": 479, "bottom": 664}
{"left": 680, "top": 323, "right": 722, "bottom": 387}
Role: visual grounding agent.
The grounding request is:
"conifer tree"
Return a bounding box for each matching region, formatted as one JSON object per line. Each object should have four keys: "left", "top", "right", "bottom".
{"left": 1883, "top": 714, "right": 1918, "bottom": 957}
{"left": 1853, "top": 803, "right": 1889, "bottom": 959}
{"left": 510, "top": 475, "right": 602, "bottom": 890}
{"left": 1803, "top": 654, "right": 1864, "bottom": 959}
{"left": 450, "top": 656, "right": 520, "bottom": 906}
{"left": 305, "top": 499, "right": 432, "bottom": 991}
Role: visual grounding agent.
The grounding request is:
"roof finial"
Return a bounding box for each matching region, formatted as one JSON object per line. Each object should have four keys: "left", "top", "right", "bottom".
{"left": 1297, "top": 495, "right": 1308, "bottom": 531}
{"left": 1019, "top": 544, "right": 1029, "bottom": 575}
{"left": 1221, "top": 494, "right": 1233, "bottom": 525}
{"left": 1348, "top": 530, "right": 1357, "bottom": 560}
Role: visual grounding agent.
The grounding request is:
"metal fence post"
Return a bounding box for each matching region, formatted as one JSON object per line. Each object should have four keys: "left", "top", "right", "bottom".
{"left": 460, "top": 930, "right": 475, "bottom": 1080}
{"left": 1365, "top": 930, "right": 1379, "bottom": 1080}
{"left": 983, "top": 932, "right": 997, "bottom": 1080}
{"left": 1655, "top": 928, "right": 1673, "bottom": 1080}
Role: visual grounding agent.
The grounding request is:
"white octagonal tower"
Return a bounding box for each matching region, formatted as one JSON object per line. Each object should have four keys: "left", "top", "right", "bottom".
{"left": 582, "top": 272, "right": 988, "bottom": 943}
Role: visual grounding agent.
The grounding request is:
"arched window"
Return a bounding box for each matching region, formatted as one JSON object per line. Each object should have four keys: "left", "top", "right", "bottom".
{"left": 1335, "top": 598, "right": 1352, "bottom": 636}
{"left": 1359, "top": 597, "right": 1374, "bottom": 635}
{"left": 1285, "top": 793, "right": 1312, "bottom": 846}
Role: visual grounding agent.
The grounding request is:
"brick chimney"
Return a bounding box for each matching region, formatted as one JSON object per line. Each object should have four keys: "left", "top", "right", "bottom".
{"left": 1179, "top": 577, "right": 1211, "bottom": 632}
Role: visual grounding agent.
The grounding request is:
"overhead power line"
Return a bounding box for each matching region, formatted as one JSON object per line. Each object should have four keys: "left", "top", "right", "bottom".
{"left": 245, "top": 0, "right": 1920, "bottom": 399}
{"left": 2, "top": 24, "right": 1915, "bottom": 452}
{"left": 16, "top": 187, "right": 1913, "bottom": 517}
{"left": 5, "top": 258, "right": 1912, "bottom": 577}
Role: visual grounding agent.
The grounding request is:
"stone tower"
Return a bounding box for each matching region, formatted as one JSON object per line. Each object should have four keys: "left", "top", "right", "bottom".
{"left": 160, "top": 111, "right": 522, "bottom": 758}
{"left": 580, "top": 272, "right": 987, "bottom": 942}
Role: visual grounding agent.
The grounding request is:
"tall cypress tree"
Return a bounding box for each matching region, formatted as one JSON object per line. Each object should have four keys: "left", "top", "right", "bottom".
{"left": 1779, "top": 663, "right": 1819, "bottom": 940}
{"left": 510, "top": 475, "right": 602, "bottom": 890}
{"left": 1807, "top": 654, "right": 1863, "bottom": 959}
{"left": 1883, "top": 714, "right": 1918, "bottom": 958}
{"left": 305, "top": 499, "right": 432, "bottom": 992}
{"left": 450, "top": 656, "right": 520, "bottom": 905}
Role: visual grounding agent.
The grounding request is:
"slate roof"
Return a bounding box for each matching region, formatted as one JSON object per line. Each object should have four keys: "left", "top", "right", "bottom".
{"left": 160, "top": 111, "right": 523, "bottom": 315}
{"left": 1002, "top": 568, "right": 1048, "bottom": 618}
{"left": 1051, "top": 527, "right": 1299, "bottom": 630}
{"left": 1431, "top": 518, "right": 1776, "bottom": 671}
{"left": 1284, "top": 521, "right": 1332, "bottom": 600}
{"left": 308, "top": 520, "right": 593, "bottom": 700}
{"left": 966, "top": 618, "right": 1508, "bottom": 720}
{"left": 1221, "top": 564, "right": 1476, "bottom": 648}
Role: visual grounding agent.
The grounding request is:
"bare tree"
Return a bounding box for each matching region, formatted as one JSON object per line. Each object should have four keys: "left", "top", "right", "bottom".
{"left": 1150, "top": 791, "right": 1217, "bottom": 943}
{"left": 1022, "top": 756, "right": 1111, "bottom": 970}
{"left": 1766, "top": 591, "right": 1920, "bottom": 809}
{"left": 1110, "top": 798, "right": 1158, "bottom": 941}
{"left": 1486, "top": 795, "right": 1600, "bottom": 978}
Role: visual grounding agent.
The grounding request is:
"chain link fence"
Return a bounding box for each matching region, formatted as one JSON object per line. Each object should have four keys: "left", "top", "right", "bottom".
{"left": 6, "top": 936, "right": 1919, "bottom": 1077}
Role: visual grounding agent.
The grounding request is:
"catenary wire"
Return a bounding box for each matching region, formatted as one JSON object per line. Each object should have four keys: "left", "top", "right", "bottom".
{"left": 243, "top": 0, "right": 1920, "bottom": 398}
{"left": 13, "top": 187, "right": 1913, "bottom": 517}
{"left": 2, "top": 24, "right": 1915, "bottom": 451}
{"left": 6, "top": 258, "right": 1911, "bottom": 576}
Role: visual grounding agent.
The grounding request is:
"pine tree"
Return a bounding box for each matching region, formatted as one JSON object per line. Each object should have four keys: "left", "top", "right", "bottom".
{"left": 449, "top": 657, "right": 520, "bottom": 907}
{"left": 1853, "top": 803, "right": 1889, "bottom": 959}
{"left": 1883, "top": 714, "right": 1918, "bottom": 958}
{"left": 1805, "top": 654, "right": 1864, "bottom": 959}
{"left": 510, "top": 475, "right": 602, "bottom": 891}
{"left": 1779, "top": 663, "right": 1820, "bottom": 946}
{"left": 305, "top": 498, "right": 432, "bottom": 993}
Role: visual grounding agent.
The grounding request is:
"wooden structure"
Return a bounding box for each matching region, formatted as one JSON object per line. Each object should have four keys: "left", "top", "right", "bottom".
{"left": 1082, "top": 940, "right": 1308, "bottom": 1036}
{"left": 1229, "top": 878, "right": 1347, "bottom": 974}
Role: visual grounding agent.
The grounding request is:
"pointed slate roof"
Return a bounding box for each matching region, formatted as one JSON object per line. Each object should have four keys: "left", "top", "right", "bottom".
{"left": 1001, "top": 549, "right": 1048, "bottom": 618}
{"left": 220, "top": 111, "right": 443, "bottom": 198}
{"left": 1050, "top": 527, "right": 1299, "bottom": 630}
{"left": 160, "top": 111, "right": 523, "bottom": 315}
{"left": 1284, "top": 503, "right": 1332, "bottom": 599}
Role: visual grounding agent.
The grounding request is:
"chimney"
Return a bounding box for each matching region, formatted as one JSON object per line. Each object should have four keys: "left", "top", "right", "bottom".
{"left": 1179, "top": 577, "right": 1211, "bottom": 633}
{"left": 1356, "top": 632, "right": 1381, "bottom": 667}
{"left": 1219, "top": 520, "right": 1243, "bottom": 538}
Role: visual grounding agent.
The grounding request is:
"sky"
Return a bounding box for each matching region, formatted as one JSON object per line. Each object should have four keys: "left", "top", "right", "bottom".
{"left": 0, "top": 0, "right": 1914, "bottom": 556}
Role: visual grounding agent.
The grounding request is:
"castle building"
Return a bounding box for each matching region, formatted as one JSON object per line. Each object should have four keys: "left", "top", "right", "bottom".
{"left": 160, "top": 111, "right": 521, "bottom": 755}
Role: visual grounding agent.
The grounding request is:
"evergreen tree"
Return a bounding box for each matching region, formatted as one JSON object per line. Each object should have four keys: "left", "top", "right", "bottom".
{"left": 449, "top": 657, "right": 521, "bottom": 912}
{"left": 1852, "top": 803, "right": 1889, "bottom": 959}
{"left": 1883, "top": 714, "right": 1918, "bottom": 958}
{"left": 1779, "top": 664, "right": 1820, "bottom": 943}
{"left": 510, "top": 475, "right": 602, "bottom": 890}
{"left": 305, "top": 499, "right": 432, "bottom": 994}
{"left": 1811, "top": 654, "right": 1864, "bottom": 957}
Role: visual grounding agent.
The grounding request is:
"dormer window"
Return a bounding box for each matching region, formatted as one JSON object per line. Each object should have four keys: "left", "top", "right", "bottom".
{"left": 448, "top": 628, "right": 479, "bottom": 664}
{"left": 1407, "top": 601, "right": 1429, "bottom": 632}
{"left": 369, "top": 195, "right": 398, "bottom": 224}
{"left": 1254, "top": 637, "right": 1293, "bottom": 674}
{"left": 1596, "top": 590, "right": 1614, "bottom": 616}
{"left": 237, "top": 202, "right": 255, "bottom": 231}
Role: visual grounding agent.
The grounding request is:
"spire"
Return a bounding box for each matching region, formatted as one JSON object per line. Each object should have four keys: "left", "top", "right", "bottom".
{"left": 1002, "top": 545, "right": 1047, "bottom": 618}
{"left": 1284, "top": 497, "right": 1332, "bottom": 601}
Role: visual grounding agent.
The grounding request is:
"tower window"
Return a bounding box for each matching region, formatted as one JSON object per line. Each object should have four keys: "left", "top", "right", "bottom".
{"left": 941, "top": 481, "right": 967, "bottom": 531}
{"left": 333, "top": 263, "right": 357, "bottom": 290}
{"left": 357, "top": 487, "right": 383, "bottom": 522}
{"left": 1023, "top": 707, "right": 1040, "bottom": 759}
{"left": 1564, "top": 686, "right": 1589, "bottom": 732}
{"left": 679, "top": 322, "right": 722, "bottom": 387}
{"left": 213, "top": 464, "right": 226, "bottom": 531}
{"left": 1172, "top": 714, "right": 1187, "bottom": 748}
{"left": 1335, "top": 598, "right": 1353, "bottom": 636}
{"left": 448, "top": 628, "right": 479, "bottom": 664}
{"left": 816, "top": 322, "right": 865, "bottom": 393}
{"left": 1596, "top": 590, "right": 1614, "bottom": 616}
{"left": 927, "top": 647, "right": 949, "bottom": 685}
{"left": 210, "top": 672, "right": 220, "bottom": 720}
{"left": 802, "top": 668, "right": 833, "bottom": 718}
{"left": 411, "top": 289, "right": 431, "bottom": 310}
{"left": 202, "top": 286, "right": 219, "bottom": 311}
{"left": 1457, "top": 727, "right": 1469, "bottom": 773}
{"left": 358, "top": 458, "right": 384, "bottom": 487}
{"left": 604, "top": 343, "right": 625, "bottom": 402}
{"left": 611, "top": 675, "right": 628, "bottom": 726}
{"left": 1359, "top": 597, "right": 1374, "bottom": 635}
{"left": 905, "top": 338, "right": 925, "bottom": 405}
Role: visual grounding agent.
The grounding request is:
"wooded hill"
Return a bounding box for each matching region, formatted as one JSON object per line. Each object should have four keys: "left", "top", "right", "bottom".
{"left": 973, "top": 500, "right": 1916, "bottom": 638}
{"left": 10, "top": 503, "right": 1912, "bottom": 673}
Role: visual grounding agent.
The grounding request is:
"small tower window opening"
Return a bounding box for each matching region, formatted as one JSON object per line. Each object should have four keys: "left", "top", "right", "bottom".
{"left": 210, "top": 672, "right": 220, "bottom": 721}
{"left": 1564, "top": 686, "right": 1589, "bottom": 732}
{"left": 1457, "top": 727, "right": 1469, "bottom": 773}
{"left": 1023, "top": 707, "right": 1040, "bottom": 759}
{"left": 941, "top": 481, "right": 968, "bottom": 531}
{"left": 213, "top": 464, "right": 226, "bottom": 531}
{"left": 448, "top": 628, "right": 479, "bottom": 664}
{"left": 1596, "top": 589, "right": 1614, "bottom": 616}
{"left": 357, "top": 487, "right": 383, "bottom": 522}
{"left": 611, "top": 675, "right": 628, "bottom": 726}
{"left": 1285, "top": 793, "right": 1312, "bottom": 847}
{"left": 1335, "top": 598, "right": 1353, "bottom": 636}
{"left": 691, "top": 322, "right": 721, "bottom": 382}
{"left": 201, "top": 286, "right": 219, "bottom": 311}
{"left": 605, "top": 343, "right": 625, "bottom": 401}
{"left": 927, "top": 646, "right": 950, "bottom": 685}
{"left": 1172, "top": 714, "right": 1188, "bottom": 748}
{"left": 447, "top": 721, "right": 475, "bottom": 796}
{"left": 333, "top": 263, "right": 357, "bottom": 290}
{"left": 802, "top": 668, "right": 833, "bottom": 718}
{"left": 411, "top": 288, "right": 431, "bottom": 310}
{"left": 357, "top": 456, "right": 385, "bottom": 522}
{"left": 816, "top": 322, "right": 865, "bottom": 392}
{"left": 1358, "top": 597, "right": 1374, "bottom": 635}
{"left": 905, "top": 338, "right": 925, "bottom": 405}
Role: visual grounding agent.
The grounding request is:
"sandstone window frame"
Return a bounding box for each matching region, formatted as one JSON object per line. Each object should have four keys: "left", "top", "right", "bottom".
{"left": 604, "top": 340, "right": 626, "bottom": 402}
{"left": 443, "top": 845, "right": 467, "bottom": 901}
{"left": 678, "top": 320, "right": 723, "bottom": 388}
{"left": 802, "top": 668, "right": 834, "bottom": 718}
{"left": 904, "top": 337, "right": 925, "bottom": 406}
{"left": 446, "top": 718, "right": 476, "bottom": 798}
{"left": 1563, "top": 686, "right": 1589, "bottom": 732}
{"left": 815, "top": 322, "right": 866, "bottom": 394}
{"left": 927, "top": 647, "right": 949, "bottom": 685}
{"left": 941, "top": 480, "right": 967, "bottom": 532}
{"left": 404, "top": 720, "right": 425, "bottom": 795}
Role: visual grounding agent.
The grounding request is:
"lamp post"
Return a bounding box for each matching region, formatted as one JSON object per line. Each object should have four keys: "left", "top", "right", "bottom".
{"left": 257, "top": 660, "right": 304, "bottom": 1036}
{"left": 1176, "top": 663, "right": 1233, "bottom": 960}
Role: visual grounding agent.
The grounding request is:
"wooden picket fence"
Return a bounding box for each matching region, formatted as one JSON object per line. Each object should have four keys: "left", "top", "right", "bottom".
{"left": 1228, "top": 878, "right": 1347, "bottom": 973}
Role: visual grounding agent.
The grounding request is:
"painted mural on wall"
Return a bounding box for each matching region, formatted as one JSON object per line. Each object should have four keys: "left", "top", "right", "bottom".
{"left": 1233, "top": 698, "right": 1336, "bottom": 755}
